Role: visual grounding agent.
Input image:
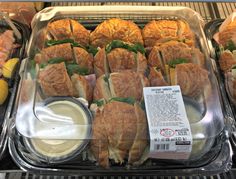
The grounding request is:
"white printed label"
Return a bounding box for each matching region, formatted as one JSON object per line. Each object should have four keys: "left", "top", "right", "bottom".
{"left": 143, "top": 86, "right": 192, "bottom": 160}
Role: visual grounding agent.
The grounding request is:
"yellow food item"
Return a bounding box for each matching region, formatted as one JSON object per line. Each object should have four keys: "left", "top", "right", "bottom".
{"left": 0, "top": 79, "right": 8, "bottom": 105}
{"left": 2, "top": 58, "right": 19, "bottom": 78}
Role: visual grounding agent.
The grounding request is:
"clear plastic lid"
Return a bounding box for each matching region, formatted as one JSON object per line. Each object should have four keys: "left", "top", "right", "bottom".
{"left": 13, "top": 6, "right": 230, "bottom": 167}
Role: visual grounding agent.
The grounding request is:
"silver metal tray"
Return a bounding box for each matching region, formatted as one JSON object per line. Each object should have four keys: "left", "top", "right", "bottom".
{"left": 8, "top": 6, "right": 232, "bottom": 176}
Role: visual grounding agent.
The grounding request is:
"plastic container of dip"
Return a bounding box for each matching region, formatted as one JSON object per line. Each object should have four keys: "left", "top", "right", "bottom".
{"left": 23, "top": 97, "right": 93, "bottom": 164}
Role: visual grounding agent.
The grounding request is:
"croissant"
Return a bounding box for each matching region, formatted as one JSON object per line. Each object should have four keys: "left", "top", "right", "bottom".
{"left": 38, "top": 62, "right": 74, "bottom": 97}
{"left": 174, "top": 63, "right": 210, "bottom": 98}
{"left": 148, "top": 67, "right": 168, "bottom": 86}
{"left": 47, "top": 19, "right": 90, "bottom": 46}
{"left": 73, "top": 47, "right": 94, "bottom": 74}
{"left": 34, "top": 43, "right": 94, "bottom": 74}
{"left": 142, "top": 20, "right": 195, "bottom": 48}
{"left": 94, "top": 45, "right": 147, "bottom": 78}
{"left": 34, "top": 43, "right": 73, "bottom": 64}
{"left": 219, "top": 50, "right": 236, "bottom": 72}
{"left": 148, "top": 41, "right": 205, "bottom": 74}
{"left": 90, "top": 101, "right": 148, "bottom": 168}
{"left": 90, "top": 18, "right": 143, "bottom": 48}
{"left": 219, "top": 20, "right": 236, "bottom": 48}
{"left": 93, "top": 71, "right": 149, "bottom": 101}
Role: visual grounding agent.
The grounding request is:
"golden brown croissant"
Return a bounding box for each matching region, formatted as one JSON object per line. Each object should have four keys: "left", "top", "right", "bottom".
{"left": 94, "top": 47, "right": 147, "bottom": 78}
{"left": 90, "top": 101, "right": 148, "bottom": 168}
{"left": 219, "top": 20, "right": 236, "bottom": 48}
{"left": 47, "top": 19, "right": 90, "bottom": 46}
{"left": 148, "top": 67, "right": 168, "bottom": 87}
{"left": 142, "top": 20, "right": 195, "bottom": 48}
{"left": 38, "top": 62, "right": 74, "bottom": 96}
{"left": 34, "top": 43, "right": 94, "bottom": 75}
{"left": 90, "top": 109, "right": 109, "bottom": 168}
{"left": 148, "top": 41, "right": 204, "bottom": 74}
{"left": 34, "top": 43, "right": 73, "bottom": 64}
{"left": 219, "top": 50, "right": 236, "bottom": 72}
{"left": 90, "top": 18, "right": 143, "bottom": 48}
{"left": 73, "top": 47, "right": 94, "bottom": 74}
{"left": 93, "top": 71, "right": 149, "bottom": 101}
{"left": 128, "top": 103, "right": 148, "bottom": 164}
{"left": 174, "top": 63, "right": 210, "bottom": 98}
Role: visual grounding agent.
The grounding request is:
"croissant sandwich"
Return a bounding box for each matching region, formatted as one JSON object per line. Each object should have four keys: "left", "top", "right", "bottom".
{"left": 218, "top": 20, "right": 236, "bottom": 48}
{"left": 148, "top": 62, "right": 210, "bottom": 98}
{"left": 142, "top": 20, "right": 195, "bottom": 48}
{"left": 90, "top": 99, "right": 148, "bottom": 168}
{"left": 36, "top": 42, "right": 96, "bottom": 102}
{"left": 47, "top": 18, "right": 90, "bottom": 47}
{"left": 93, "top": 71, "right": 149, "bottom": 101}
{"left": 94, "top": 40, "right": 147, "bottom": 77}
{"left": 148, "top": 40, "right": 205, "bottom": 75}
{"left": 35, "top": 42, "right": 94, "bottom": 74}
{"left": 90, "top": 18, "right": 143, "bottom": 48}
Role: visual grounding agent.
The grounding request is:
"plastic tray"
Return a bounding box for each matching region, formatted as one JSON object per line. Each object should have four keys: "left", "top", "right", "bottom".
{"left": 0, "top": 19, "right": 29, "bottom": 160}
{"left": 8, "top": 6, "right": 232, "bottom": 176}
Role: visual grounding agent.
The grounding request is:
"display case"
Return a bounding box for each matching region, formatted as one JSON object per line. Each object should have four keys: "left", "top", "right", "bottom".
{"left": 5, "top": 6, "right": 232, "bottom": 176}
{"left": 0, "top": 2, "right": 235, "bottom": 179}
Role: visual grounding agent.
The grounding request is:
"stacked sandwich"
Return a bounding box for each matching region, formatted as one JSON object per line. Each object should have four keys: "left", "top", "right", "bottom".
{"left": 143, "top": 20, "right": 210, "bottom": 99}
{"left": 34, "top": 18, "right": 211, "bottom": 168}
{"left": 215, "top": 17, "right": 236, "bottom": 102}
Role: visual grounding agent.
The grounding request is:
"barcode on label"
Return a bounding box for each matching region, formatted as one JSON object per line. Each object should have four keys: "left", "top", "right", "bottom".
{"left": 178, "top": 131, "right": 187, "bottom": 135}
{"left": 156, "top": 144, "right": 170, "bottom": 150}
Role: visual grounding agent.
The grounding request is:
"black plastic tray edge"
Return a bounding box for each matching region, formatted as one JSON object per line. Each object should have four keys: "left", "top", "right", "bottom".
{"left": 0, "top": 20, "right": 30, "bottom": 160}
{"left": 6, "top": 19, "right": 233, "bottom": 176}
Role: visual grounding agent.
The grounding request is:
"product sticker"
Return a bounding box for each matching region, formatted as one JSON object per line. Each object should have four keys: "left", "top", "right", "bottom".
{"left": 143, "top": 86, "right": 192, "bottom": 160}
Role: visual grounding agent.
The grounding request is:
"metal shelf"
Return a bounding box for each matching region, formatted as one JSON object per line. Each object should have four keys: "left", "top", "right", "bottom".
{"left": 50, "top": 2, "right": 236, "bottom": 22}
{"left": 0, "top": 170, "right": 236, "bottom": 179}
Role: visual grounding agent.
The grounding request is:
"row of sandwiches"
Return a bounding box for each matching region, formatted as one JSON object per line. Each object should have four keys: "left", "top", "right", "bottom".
{"left": 37, "top": 18, "right": 195, "bottom": 49}
{"left": 216, "top": 16, "right": 236, "bottom": 102}
{"left": 34, "top": 18, "right": 211, "bottom": 168}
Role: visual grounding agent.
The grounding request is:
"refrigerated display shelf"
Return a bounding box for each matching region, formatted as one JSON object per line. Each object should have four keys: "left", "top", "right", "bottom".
{"left": 0, "top": 171, "right": 236, "bottom": 179}
{"left": 49, "top": 2, "right": 236, "bottom": 22}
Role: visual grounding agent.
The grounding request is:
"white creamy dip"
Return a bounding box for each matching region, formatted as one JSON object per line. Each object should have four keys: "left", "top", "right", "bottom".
{"left": 30, "top": 100, "right": 89, "bottom": 158}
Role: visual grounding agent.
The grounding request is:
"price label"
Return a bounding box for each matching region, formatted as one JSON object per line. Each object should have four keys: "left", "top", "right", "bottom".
{"left": 143, "top": 86, "right": 192, "bottom": 160}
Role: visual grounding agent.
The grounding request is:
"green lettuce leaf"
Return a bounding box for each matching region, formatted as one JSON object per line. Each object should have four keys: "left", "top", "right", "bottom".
{"left": 109, "top": 97, "right": 136, "bottom": 105}
{"left": 105, "top": 40, "right": 146, "bottom": 55}
{"left": 168, "top": 58, "right": 188, "bottom": 68}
